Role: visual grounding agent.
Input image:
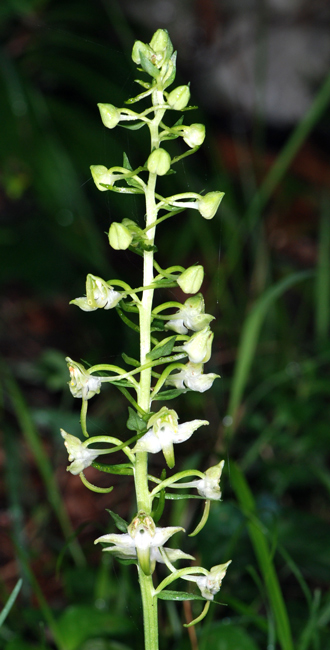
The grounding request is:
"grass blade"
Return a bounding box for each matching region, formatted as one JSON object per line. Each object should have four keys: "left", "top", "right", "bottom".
{"left": 1, "top": 358, "right": 85, "bottom": 566}
{"left": 230, "top": 462, "right": 294, "bottom": 650}
{"left": 245, "top": 70, "right": 330, "bottom": 230}
{"left": 0, "top": 578, "right": 22, "bottom": 628}
{"left": 227, "top": 270, "right": 313, "bottom": 428}
{"left": 315, "top": 195, "right": 330, "bottom": 341}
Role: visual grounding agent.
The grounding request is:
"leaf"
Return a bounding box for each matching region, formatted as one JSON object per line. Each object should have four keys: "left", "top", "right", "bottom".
{"left": 121, "top": 353, "right": 140, "bottom": 367}
{"left": 230, "top": 463, "right": 294, "bottom": 650}
{"left": 152, "top": 388, "right": 186, "bottom": 401}
{"left": 199, "top": 622, "right": 261, "bottom": 650}
{"left": 56, "top": 605, "right": 131, "bottom": 650}
{"left": 147, "top": 336, "right": 176, "bottom": 361}
{"left": 126, "top": 407, "right": 147, "bottom": 433}
{"left": 228, "top": 270, "right": 313, "bottom": 425}
{"left": 157, "top": 590, "right": 206, "bottom": 602}
{"left": 106, "top": 509, "right": 128, "bottom": 532}
{"left": 139, "top": 50, "right": 159, "bottom": 79}
{"left": 0, "top": 578, "right": 22, "bottom": 628}
{"left": 92, "top": 463, "right": 133, "bottom": 476}
{"left": 119, "top": 122, "right": 147, "bottom": 130}
{"left": 122, "top": 152, "right": 133, "bottom": 170}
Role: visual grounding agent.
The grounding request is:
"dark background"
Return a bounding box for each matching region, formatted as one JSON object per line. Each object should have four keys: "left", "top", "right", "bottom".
{"left": 1, "top": 1, "right": 330, "bottom": 649}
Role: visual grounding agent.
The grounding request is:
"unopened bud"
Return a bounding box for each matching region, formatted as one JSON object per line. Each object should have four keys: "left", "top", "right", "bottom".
{"left": 177, "top": 265, "right": 204, "bottom": 294}
{"left": 182, "top": 124, "right": 205, "bottom": 148}
{"left": 167, "top": 85, "right": 190, "bottom": 110}
{"left": 109, "top": 222, "right": 133, "bottom": 250}
{"left": 90, "top": 165, "right": 113, "bottom": 191}
{"left": 147, "top": 148, "right": 171, "bottom": 176}
{"left": 97, "top": 103, "right": 120, "bottom": 129}
{"left": 132, "top": 40, "right": 153, "bottom": 65}
{"left": 198, "top": 192, "right": 224, "bottom": 219}
{"left": 150, "top": 29, "right": 173, "bottom": 60}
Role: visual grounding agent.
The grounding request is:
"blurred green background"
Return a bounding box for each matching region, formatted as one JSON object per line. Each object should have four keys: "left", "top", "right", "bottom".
{"left": 1, "top": 1, "right": 330, "bottom": 649}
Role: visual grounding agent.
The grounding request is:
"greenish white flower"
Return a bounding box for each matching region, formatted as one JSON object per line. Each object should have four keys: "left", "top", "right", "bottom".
{"left": 177, "top": 265, "right": 204, "bottom": 294}
{"left": 147, "top": 148, "right": 171, "bottom": 176}
{"left": 182, "top": 326, "right": 213, "bottom": 364}
{"left": 198, "top": 192, "right": 224, "bottom": 219}
{"left": 165, "top": 293, "right": 214, "bottom": 335}
{"left": 185, "top": 561, "right": 231, "bottom": 600}
{"left": 195, "top": 460, "right": 225, "bottom": 500}
{"left": 182, "top": 124, "right": 205, "bottom": 148}
{"left": 66, "top": 357, "right": 102, "bottom": 400}
{"left": 70, "top": 274, "right": 122, "bottom": 312}
{"left": 95, "top": 511, "right": 192, "bottom": 575}
{"left": 97, "top": 103, "right": 121, "bottom": 129}
{"left": 61, "top": 429, "right": 102, "bottom": 475}
{"left": 133, "top": 406, "right": 208, "bottom": 469}
{"left": 165, "top": 361, "right": 219, "bottom": 393}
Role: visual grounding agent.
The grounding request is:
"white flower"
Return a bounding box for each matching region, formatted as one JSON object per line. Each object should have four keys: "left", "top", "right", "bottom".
{"left": 66, "top": 357, "right": 102, "bottom": 400}
{"left": 133, "top": 406, "right": 208, "bottom": 468}
{"left": 165, "top": 362, "right": 219, "bottom": 393}
{"left": 70, "top": 274, "right": 122, "bottom": 312}
{"left": 182, "top": 326, "right": 213, "bottom": 364}
{"left": 165, "top": 294, "right": 214, "bottom": 335}
{"left": 185, "top": 561, "right": 231, "bottom": 600}
{"left": 61, "top": 430, "right": 101, "bottom": 475}
{"left": 95, "top": 511, "right": 193, "bottom": 575}
{"left": 195, "top": 460, "right": 224, "bottom": 500}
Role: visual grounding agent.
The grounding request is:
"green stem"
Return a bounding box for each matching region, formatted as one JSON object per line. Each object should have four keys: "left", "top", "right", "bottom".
{"left": 138, "top": 569, "right": 159, "bottom": 650}
{"left": 134, "top": 90, "right": 166, "bottom": 650}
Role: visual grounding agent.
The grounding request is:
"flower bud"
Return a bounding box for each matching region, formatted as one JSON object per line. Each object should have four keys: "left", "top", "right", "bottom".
{"left": 90, "top": 165, "right": 113, "bottom": 191}
{"left": 150, "top": 29, "right": 173, "bottom": 61}
{"left": 132, "top": 40, "right": 153, "bottom": 65}
{"left": 109, "top": 222, "right": 133, "bottom": 250}
{"left": 97, "top": 103, "right": 120, "bottom": 129}
{"left": 182, "top": 326, "right": 214, "bottom": 364}
{"left": 177, "top": 265, "right": 204, "bottom": 294}
{"left": 182, "top": 123, "right": 205, "bottom": 148}
{"left": 147, "top": 148, "right": 171, "bottom": 176}
{"left": 198, "top": 192, "right": 224, "bottom": 219}
{"left": 167, "top": 85, "right": 190, "bottom": 110}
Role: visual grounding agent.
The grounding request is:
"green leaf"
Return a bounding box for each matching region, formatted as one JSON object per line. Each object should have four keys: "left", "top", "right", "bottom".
{"left": 199, "top": 622, "right": 261, "bottom": 650}
{"left": 121, "top": 353, "right": 140, "bottom": 367}
{"left": 119, "top": 121, "right": 147, "bottom": 130}
{"left": 228, "top": 270, "right": 313, "bottom": 426}
{"left": 230, "top": 463, "right": 293, "bottom": 650}
{"left": 147, "top": 336, "right": 176, "bottom": 361}
{"left": 126, "top": 407, "right": 147, "bottom": 433}
{"left": 157, "top": 590, "right": 206, "bottom": 602}
{"left": 0, "top": 578, "right": 22, "bottom": 628}
{"left": 122, "top": 152, "right": 133, "bottom": 171}
{"left": 135, "top": 78, "right": 151, "bottom": 89}
{"left": 92, "top": 462, "right": 134, "bottom": 476}
{"left": 139, "top": 50, "right": 159, "bottom": 79}
{"left": 106, "top": 509, "right": 128, "bottom": 532}
{"left": 152, "top": 388, "right": 186, "bottom": 401}
{"left": 57, "top": 605, "right": 131, "bottom": 650}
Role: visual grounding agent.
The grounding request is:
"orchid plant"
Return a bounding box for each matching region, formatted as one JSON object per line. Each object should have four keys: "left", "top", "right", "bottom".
{"left": 61, "top": 29, "right": 230, "bottom": 650}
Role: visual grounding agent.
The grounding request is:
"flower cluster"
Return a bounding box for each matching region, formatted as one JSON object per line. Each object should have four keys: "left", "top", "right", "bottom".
{"left": 61, "top": 26, "right": 230, "bottom": 641}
